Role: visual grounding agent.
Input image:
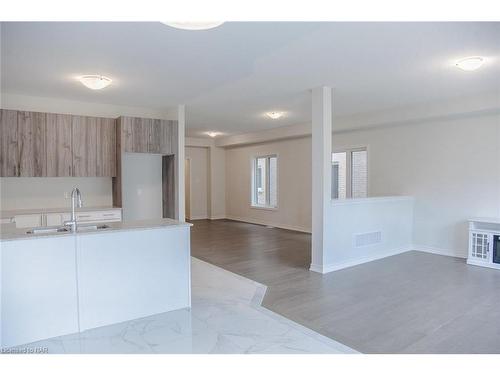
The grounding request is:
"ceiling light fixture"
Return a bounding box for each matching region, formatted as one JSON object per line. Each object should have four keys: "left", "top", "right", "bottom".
{"left": 266, "top": 111, "right": 285, "bottom": 120}
{"left": 206, "top": 131, "right": 220, "bottom": 138}
{"left": 455, "top": 56, "right": 485, "bottom": 71}
{"left": 79, "top": 75, "right": 112, "bottom": 90}
{"left": 162, "top": 22, "right": 225, "bottom": 31}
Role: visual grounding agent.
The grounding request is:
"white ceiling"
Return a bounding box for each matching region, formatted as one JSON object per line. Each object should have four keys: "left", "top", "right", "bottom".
{"left": 1, "top": 22, "right": 499, "bottom": 137}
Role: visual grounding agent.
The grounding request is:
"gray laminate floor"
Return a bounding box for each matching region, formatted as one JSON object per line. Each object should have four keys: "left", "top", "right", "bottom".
{"left": 190, "top": 219, "right": 500, "bottom": 354}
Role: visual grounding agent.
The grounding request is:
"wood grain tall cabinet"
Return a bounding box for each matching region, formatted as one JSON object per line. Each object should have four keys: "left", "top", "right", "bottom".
{"left": 113, "top": 116, "right": 178, "bottom": 218}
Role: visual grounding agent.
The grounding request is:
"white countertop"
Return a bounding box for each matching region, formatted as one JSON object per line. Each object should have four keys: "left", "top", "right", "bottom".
{"left": 0, "top": 218, "right": 191, "bottom": 242}
{"left": 0, "top": 206, "right": 122, "bottom": 219}
{"left": 469, "top": 217, "right": 500, "bottom": 225}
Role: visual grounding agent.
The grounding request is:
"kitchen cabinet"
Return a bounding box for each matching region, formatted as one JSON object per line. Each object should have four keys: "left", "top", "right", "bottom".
{"left": 14, "top": 214, "right": 43, "bottom": 228}
{"left": 72, "top": 115, "right": 97, "bottom": 177}
{"left": 18, "top": 111, "right": 47, "bottom": 177}
{"left": 133, "top": 117, "right": 151, "bottom": 153}
{"left": 13, "top": 208, "right": 122, "bottom": 228}
{"left": 119, "top": 116, "right": 174, "bottom": 154}
{"left": 46, "top": 113, "right": 73, "bottom": 176}
{"left": 150, "top": 119, "right": 173, "bottom": 154}
{"left": 96, "top": 118, "right": 117, "bottom": 177}
{"left": 0, "top": 109, "right": 19, "bottom": 177}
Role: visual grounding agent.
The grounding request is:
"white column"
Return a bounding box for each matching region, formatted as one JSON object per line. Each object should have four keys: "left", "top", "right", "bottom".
{"left": 176, "top": 105, "right": 186, "bottom": 222}
{"left": 310, "top": 87, "right": 333, "bottom": 273}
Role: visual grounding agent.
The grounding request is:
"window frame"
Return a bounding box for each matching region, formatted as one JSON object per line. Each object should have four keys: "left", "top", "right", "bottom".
{"left": 332, "top": 145, "right": 369, "bottom": 200}
{"left": 250, "top": 154, "right": 278, "bottom": 210}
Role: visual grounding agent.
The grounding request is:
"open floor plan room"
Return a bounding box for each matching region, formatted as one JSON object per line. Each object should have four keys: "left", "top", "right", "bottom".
{"left": 1, "top": 12, "right": 500, "bottom": 373}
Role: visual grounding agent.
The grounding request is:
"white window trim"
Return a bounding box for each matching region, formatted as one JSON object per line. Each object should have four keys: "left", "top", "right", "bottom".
{"left": 332, "top": 145, "right": 369, "bottom": 200}
{"left": 250, "top": 154, "right": 279, "bottom": 209}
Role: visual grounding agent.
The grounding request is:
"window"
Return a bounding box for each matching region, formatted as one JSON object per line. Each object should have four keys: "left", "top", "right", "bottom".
{"left": 252, "top": 155, "right": 278, "bottom": 208}
{"left": 332, "top": 148, "right": 367, "bottom": 199}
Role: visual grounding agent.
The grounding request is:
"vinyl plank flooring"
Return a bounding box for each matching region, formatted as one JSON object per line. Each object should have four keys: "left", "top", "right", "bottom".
{"left": 190, "top": 219, "right": 500, "bottom": 353}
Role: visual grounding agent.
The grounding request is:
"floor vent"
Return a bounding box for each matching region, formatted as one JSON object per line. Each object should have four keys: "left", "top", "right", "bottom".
{"left": 354, "top": 231, "right": 382, "bottom": 247}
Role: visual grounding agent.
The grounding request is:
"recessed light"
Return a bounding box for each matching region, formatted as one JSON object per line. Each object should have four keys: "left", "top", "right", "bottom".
{"left": 78, "top": 75, "right": 112, "bottom": 90}
{"left": 455, "top": 56, "right": 485, "bottom": 71}
{"left": 162, "top": 22, "right": 224, "bottom": 31}
{"left": 266, "top": 111, "right": 285, "bottom": 120}
{"left": 206, "top": 131, "right": 221, "bottom": 138}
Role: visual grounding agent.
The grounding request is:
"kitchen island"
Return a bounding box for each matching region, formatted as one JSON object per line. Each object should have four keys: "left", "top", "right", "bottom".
{"left": 0, "top": 219, "right": 191, "bottom": 349}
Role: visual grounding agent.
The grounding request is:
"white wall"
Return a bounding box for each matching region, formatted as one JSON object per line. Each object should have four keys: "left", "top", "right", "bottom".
{"left": 185, "top": 137, "right": 226, "bottom": 220}
{"left": 0, "top": 177, "right": 112, "bottom": 210}
{"left": 121, "top": 153, "right": 163, "bottom": 221}
{"left": 223, "top": 112, "right": 500, "bottom": 258}
{"left": 334, "top": 113, "right": 500, "bottom": 258}
{"left": 225, "top": 137, "right": 312, "bottom": 232}
{"left": 312, "top": 196, "right": 414, "bottom": 272}
{"left": 185, "top": 147, "right": 209, "bottom": 220}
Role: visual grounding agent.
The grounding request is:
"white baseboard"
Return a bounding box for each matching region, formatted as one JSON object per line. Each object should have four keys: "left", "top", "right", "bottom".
{"left": 413, "top": 244, "right": 466, "bottom": 259}
{"left": 225, "top": 215, "right": 311, "bottom": 233}
{"left": 188, "top": 215, "right": 209, "bottom": 220}
{"left": 209, "top": 215, "right": 226, "bottom": 220}
{"left": 309, "top": 245, "right": 414, "bottom": 274}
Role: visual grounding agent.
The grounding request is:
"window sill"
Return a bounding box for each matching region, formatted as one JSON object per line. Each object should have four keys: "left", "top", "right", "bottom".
{"left": 250, "top": 205, "right": 278, "bottom": 211}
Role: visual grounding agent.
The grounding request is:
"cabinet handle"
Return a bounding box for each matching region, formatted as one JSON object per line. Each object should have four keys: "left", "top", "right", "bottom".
{"left": 103, "top": 213, "right": 116, "bottom": 217}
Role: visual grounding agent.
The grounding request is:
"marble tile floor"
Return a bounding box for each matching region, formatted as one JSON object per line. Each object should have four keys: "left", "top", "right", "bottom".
{"left": 10, "top": 258, "right": 356, "bottom": 354}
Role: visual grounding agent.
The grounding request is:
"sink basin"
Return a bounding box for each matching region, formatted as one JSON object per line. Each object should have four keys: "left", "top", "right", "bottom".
{"left": 26, "top": 224, "right": 110, "bottom": 235}
{"left": 77, "top": 224, "right": 110, "bottom": 232}
{"left": 26, "top": 227, "right": 70, "bottom": 234}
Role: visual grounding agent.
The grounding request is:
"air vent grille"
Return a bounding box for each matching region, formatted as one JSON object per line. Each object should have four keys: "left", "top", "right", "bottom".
{"left": 354, "top": 231, "right": 382, "bottom": 247}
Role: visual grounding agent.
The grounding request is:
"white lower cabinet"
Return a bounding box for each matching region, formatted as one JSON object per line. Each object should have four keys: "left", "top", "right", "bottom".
{"left": 13, "top": 214, "right": 43, "bottom": 228}
{"left": 14, "top": 209, "right": 122, "bottom": 228}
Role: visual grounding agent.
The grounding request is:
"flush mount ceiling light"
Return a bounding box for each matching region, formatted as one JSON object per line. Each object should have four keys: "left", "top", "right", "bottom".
{"left": 266, "top": 111, "right": 285, "bottom": 120}
{"left": 162, "top": 22, "right": 224, "bottom": 31}
{"left": 455, "top": 56, "right": 485, "bottom": 71}
{"left": 79, "top": 75, "right": 112, "bottom": 90}
{"left": 206, "top": 131, "right": 221, "bottom": 138}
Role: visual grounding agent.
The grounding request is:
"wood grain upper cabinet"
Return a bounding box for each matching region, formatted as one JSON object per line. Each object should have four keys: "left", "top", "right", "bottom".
{"left": 18, "top": 111, "right": 46, "bottom": 177}
{"left": 0, "top": 109, "right": 19, "bottom": 177}
{"left": 120, "top": 117, "right": 134, "bottom": 153}
{"left": 72, "top": 116, "right": 97, "bottom": 177}
{"left": 133, "top": 117, "right": 151, "bottom": 153}
{"left": 150, "top": 119, "right": 173, "bottom": 154}
{"left": 96, "top": 118, "right": 117, "bottom": 177}
{"left": 46, "top": 113, "right": 72, "bottom": 176}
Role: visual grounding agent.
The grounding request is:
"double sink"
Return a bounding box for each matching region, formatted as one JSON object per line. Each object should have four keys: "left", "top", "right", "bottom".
{"left": 26, "top": 224, "right": 110, "bottom": 235}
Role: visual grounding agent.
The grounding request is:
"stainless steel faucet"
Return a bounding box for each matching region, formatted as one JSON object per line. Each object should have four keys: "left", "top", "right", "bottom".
{"left": 64, "top": 188, "right": 83, "bottom": 232}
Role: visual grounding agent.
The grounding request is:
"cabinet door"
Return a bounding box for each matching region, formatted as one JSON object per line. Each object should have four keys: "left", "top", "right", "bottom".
{"left": 96, "top": 118, "right": 117, "bottom": 177}
{"left": 0, "top": 109, "right": 19, "bottom": 176}
{"left": 72, "top": 116, "right": 97, "bottom": 176}
{"left": 18, "top": 111, "right": 47, "bottom": 177}
{"left": 470, "top": 232, "right": 490, "bottom": 262}
{"left": 150, "top": 119, "right": 173, "bottom": 154}
{"left": 14, "top": 214, "right": 43, "bottom": 228}
{"left": 149, "top": 119, "right": 162, "bottom": 154}
{"left": 45, "top": 213, "right": 64, "bottom": 226}
{"left": 120, "top": 117, "right": 134, "bottom": 153}
{"left": 46, "top": 113, "right": 73, "bottom": 176}
{"left": 133, "top": 117, "right": 151, "bottom": 153}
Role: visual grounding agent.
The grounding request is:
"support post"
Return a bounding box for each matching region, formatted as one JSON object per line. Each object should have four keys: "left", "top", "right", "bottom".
{"left": 310, "top": 87, "right": 333, "bottom": 273}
